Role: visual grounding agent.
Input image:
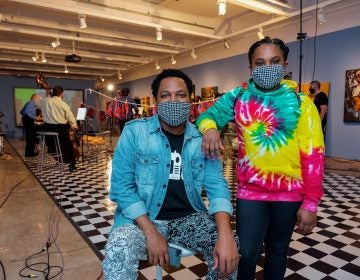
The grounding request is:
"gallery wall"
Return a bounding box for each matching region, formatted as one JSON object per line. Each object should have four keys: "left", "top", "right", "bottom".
{"left": 120, "top": 26, "right": 360, "bottom": 160}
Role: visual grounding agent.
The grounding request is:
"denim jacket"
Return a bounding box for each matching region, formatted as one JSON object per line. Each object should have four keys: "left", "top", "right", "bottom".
{"left": 110, "top": 115, "right": 233, "bottom": 229}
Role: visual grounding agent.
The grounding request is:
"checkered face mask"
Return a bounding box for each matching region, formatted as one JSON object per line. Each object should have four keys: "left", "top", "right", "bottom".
{"left": 157, "top": 101, "right": 191, "bottom": 127}
{"left": 251, "top": 64, "right": 285, "bottom": 89}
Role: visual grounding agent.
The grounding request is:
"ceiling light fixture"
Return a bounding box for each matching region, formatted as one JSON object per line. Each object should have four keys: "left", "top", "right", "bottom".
{"left": 232, "top": 0, "right": 287, "bottom": 16}
{"left": 32, "top": 52, "right": 39, "bottom": 62}
{"left": 78, "top": 14, "right": 87, "bottom": 29}
{"left": 51, "top": 38, "right": 60, "bottom": 48}
{"left": 41, "top": 52, "right": 47, "bottom": 63}
{"left": 171, "top": 55, "right": 176, "bottom": 65}
{"left": 107, "top": 84, "right": 114, "bottom": 91}
{"left": 155, "top": 61, "right": 160, "bottom": 70}
{"left": 156, "top": 27, "right": 162, "bottom": 41}
{"left": 257, "top": 27, "right": 265, "bottom": 40}
{"left": 224, "top": 40, "right": 230, "bottom": 49}
{"left": 190, "top": 49, "right": 198, "bottom": 60}
{"left": 317, "top": 8, "right": 327, "bottom": 25}
{"left": 218, "top": 0, "right": 226, "bottom": 16}
{"left": 64, "top": 65, "right": 69, "bottom": 73}
{"left": 100, "top": 76, "right": 105, "bottom": 82}
{"left": 117, "top": 71, "right": 122, "bottom": 80}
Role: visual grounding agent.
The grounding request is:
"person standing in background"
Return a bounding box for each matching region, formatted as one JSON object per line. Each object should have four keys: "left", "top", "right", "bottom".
{"left": 41, "top": 86, "right": 78, "bottom": 172}
{"left": 20, "top": 94, "right": 41, "bottom": 157}
{"left": 310, "top": 80, "right": 328, "bottom": 135}
{"left": 116, "top": 88, "right": 139, "bottom": 132}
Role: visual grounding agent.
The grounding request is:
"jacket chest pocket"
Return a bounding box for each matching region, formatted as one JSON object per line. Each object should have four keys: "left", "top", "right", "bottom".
{"left": 135, "top": 154, "right": 159, "bottom": 185}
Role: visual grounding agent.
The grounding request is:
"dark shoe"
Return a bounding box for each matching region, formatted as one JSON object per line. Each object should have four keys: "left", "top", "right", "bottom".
{"left": 69, "top": 165, "right": 77, "bottom": 172}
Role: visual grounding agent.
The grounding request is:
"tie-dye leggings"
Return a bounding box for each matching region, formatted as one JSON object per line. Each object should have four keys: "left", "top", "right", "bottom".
{"left": 102, "top": 212, "right": 238, "bottom": 280}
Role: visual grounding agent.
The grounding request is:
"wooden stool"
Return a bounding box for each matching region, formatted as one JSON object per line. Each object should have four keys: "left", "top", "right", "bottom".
{"left": 37, "top": 131, "right": 63, "bottom": 173}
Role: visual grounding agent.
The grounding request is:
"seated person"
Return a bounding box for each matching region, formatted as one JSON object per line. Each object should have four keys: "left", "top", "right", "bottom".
{"left": 102, "top": 69, "right": 239, "bottom": 280}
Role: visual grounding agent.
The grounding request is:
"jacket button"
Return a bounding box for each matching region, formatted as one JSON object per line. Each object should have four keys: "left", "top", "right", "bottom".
{"left": 157, "top": 203, "right": 161, "bottom": 207}
{"left": 166, "top": 144, "right": 169, "bottom": 148}
{"left": 166, "top": 163, "right": 170, "bottom": 168}
{"left": 163, "top": 184, "right": 166, "bottom": 188}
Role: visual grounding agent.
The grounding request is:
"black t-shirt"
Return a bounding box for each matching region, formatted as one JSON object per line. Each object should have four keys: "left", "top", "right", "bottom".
{"left": 313, "top": 92, "right": 328, "bottom": 114}
{"left": 156, "top": 129, "right": 195, "bottom": 220}
{"left": 313, "top": 92, "right": 328, "bottom": 130}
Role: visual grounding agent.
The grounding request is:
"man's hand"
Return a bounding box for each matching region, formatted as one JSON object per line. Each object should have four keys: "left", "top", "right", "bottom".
{"left": 146, "top": 231, "right": 169, "bottom": 267}
{"left": 296, "top": 208, "right": 317, "bottom": 235}
{"left": 202, "top": 128, "right": 223, "bottom": 159}
{"left": 135, "top": 215, "right": 169, "bottom": 267}
{"left": 212, "top": 212, "right": 239, "bottom": 276}
{"left": 212, "top": 234, "right": 239, "bottom": 275}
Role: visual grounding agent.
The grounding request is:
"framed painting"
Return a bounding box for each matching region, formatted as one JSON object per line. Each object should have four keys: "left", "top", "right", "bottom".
{"left": 344, "top": 69, "right": 360, "bottom": 122}
{"left": 201, "top": 86, "right": 218, "bottom": 100}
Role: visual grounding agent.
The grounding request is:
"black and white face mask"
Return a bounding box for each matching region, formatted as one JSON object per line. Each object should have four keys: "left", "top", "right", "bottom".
{"left": 251, "top": 64, "right": 285, "bottom": 90}
{"left": 157, "top": 101, "right": 191, "bottom": 127}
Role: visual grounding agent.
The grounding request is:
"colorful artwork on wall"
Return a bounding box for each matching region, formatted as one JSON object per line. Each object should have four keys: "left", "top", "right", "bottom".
{"left": 344, "top": 69, "right": 360, "bottom": 122}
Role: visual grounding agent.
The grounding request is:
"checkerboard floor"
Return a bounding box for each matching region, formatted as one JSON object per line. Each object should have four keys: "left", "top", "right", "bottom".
{"left": 24, "top": 154, "right": 360, "bottom": 280}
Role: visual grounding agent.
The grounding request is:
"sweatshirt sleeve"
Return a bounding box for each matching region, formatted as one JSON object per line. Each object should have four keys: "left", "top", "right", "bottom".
{"left": 296, "top": 95, "right": 325, "bottom": 212}
{"left": 196, "top": 87, "right": 242, "bottom": 133}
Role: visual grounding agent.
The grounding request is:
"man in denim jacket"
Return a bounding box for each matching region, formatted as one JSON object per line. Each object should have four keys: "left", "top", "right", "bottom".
{"left": 103, "top": 69, "right": 239, "bottom": 280}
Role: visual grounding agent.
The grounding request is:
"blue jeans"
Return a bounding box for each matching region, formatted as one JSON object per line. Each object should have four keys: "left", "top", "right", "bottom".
{"left": 236, "top": 199, "right": 301, "bottom": 280}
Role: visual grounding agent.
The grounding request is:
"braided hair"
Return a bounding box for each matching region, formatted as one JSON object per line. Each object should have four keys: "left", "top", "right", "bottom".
{"left": 248, "top": 37, "right": 289, "bottom": 65}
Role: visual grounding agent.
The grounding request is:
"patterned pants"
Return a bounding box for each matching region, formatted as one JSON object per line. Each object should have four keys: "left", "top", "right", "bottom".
{"left": 102, "top": 212, "right": 238, "bottom": 280}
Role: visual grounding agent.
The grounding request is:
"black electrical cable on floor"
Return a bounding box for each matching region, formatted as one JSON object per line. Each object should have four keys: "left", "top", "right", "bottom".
{"left": 0, "top": 176, "right": 29, "bottom": 209}
{"left": 0, "top": 258, "right": 6, "bottom": 280}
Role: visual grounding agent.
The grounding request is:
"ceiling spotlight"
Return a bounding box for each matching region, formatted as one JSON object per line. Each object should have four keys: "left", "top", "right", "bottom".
{"left": 32, "top": 52, "right": 39, "bottom": 62}
{"left": 107, "top": 84, "right": 114, "bottom": 91}
{"left": 51, "top": 38, "right": 61, "bottom": 48}
{"left": 218, "top": 0, "right": 226, "bottom": 16}
{"left": 190, "top": 49, "right": 198, "bottom": 60}
{"left": 171, "top": 55, "right": 176, "bottom": 65}
{"left": 224, "top": 40, "right": 230, "bottom": 49}
{"left": 78, "top": 14, "right": 87, "bottom": 29}
{"left": 257, "top": 27, "right": 265, "bottom": 40}
{"left": 41, "top": 52, "right": 47, "bottom": 63}
{"left": 156, "top": 27, "right": 162, "bottom": 41}
{"left": 117, "top": 71, "right": 122, "bottom": 80}
{"left": 64, "top": 65, "right": 69, "bottom": 73}
{"left": 100, "top": 76, "right": 105, "bottom": 82}
{"left": 317, "top": 8, "right": 327, "bottom": 25}
{"left": 155, "top": 61, "right": 160, "bottom": 70}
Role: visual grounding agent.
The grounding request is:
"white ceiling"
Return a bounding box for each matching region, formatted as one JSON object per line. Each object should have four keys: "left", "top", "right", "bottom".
{"left": 0, "top": 0, "right": 359, "bottom": 84}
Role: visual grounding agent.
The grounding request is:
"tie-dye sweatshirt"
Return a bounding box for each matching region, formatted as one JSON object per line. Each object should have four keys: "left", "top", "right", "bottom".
{"left": 197, "top": 79, "right": 324, "bottom": 212}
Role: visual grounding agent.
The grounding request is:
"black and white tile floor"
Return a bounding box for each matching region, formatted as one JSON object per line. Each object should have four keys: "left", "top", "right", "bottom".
{"left": 24, "top": 154, "right": 360, "bottom": 280}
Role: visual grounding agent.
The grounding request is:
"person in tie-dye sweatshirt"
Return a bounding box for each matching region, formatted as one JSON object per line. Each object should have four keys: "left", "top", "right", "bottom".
{"left": 196, "top": 37, "right": 324, "bottom": 280}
